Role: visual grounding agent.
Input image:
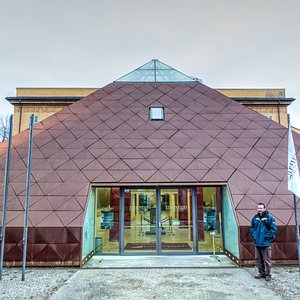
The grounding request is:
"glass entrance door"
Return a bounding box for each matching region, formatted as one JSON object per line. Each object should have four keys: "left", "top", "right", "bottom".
{"left": 123, "top": 187, "right": 194, "bottom": 254}
{"left": 160, "top": 188, "right": 194, "bottom": 253}
{"left": 88, "top": 186, "right": 225, "bottom": 257}
{"left": 123, "top": 188, "right": 157, "bottom": 253}
{"left": 90, "top": 186, "right": 224, "bottom": 256}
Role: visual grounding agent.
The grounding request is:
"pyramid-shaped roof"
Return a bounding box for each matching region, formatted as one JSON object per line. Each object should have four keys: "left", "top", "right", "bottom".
{"left": 115, "top": 59, "right": 200, "bottom": 82}
{"left": 1, "top": 80, "right": 300, "bottom": 229}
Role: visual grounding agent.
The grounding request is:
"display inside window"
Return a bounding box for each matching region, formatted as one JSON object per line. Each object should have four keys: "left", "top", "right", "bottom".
{"left": 100, "top": 210, "right": 114, "bottom": 229}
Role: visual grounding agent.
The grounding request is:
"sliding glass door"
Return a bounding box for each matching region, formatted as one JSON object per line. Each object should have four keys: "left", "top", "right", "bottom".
{"left": 123, "top": 188, "right": 157, "bottom": 253}
{"left": 122, "top": 187, "right": 194, "bottom": 254}
{"left": 160, "top": 188, "right": 194, "bottom": 253}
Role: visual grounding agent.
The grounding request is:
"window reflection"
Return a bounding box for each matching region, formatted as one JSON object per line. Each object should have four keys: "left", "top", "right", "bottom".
{"left": 160, "top": 188, "right": 193, "bottom": 253}
{"left": 124, "top": 189, "right": 157, "bottom": 253}
{"left": 89, "top": 186, "right": 225, "bottom": 256}
{"left": 197, "top": 187, "right": 223, "bottom": 253}
{"left": 94, "top": 187, "right": 120, "bottom": 254}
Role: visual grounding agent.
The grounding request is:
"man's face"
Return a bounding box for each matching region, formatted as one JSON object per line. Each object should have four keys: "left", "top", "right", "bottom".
{"left": 257, "top": 204, "right": 266, "bottom": 215}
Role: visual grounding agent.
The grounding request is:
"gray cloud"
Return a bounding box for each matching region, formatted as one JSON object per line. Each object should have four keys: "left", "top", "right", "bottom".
{"left": 0, "top": 0, "right": 299, "bottom": 127}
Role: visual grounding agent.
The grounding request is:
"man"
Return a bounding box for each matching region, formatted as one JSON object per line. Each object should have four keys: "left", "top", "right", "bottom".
{"left": 250, "top": 203, "right": 277, "bottom": 281}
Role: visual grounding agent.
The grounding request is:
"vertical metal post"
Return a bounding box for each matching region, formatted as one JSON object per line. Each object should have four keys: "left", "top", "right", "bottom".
{"left": 211, "top": 231, "right": 216, "bottom": 257}
{"left": 192, "top": 187, "right": 198, "bottom": 253}
{"left": 156, "top": 187, "right": 161, "bottom": 254}
{"left": 21, "top": 114, "right": 34, "bottom": 281}
{"left": 293, "top": 193, "right": 300, "bottom": 272}
{"left": 0, "top": 115, "right": 13, "bottom": 280}
{"left": 119, "top": 187, "right": 124, "bottom": 255}
{"left": 288, "top": 114, "right": 300, "bottom": 272}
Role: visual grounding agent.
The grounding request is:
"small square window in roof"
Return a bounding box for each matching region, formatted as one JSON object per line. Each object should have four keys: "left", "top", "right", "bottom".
{"left": 150, "top": 107, "right": 165, "bottom": 121}
{"left": 115, "top": 59, "right": 201, "bottom": 83}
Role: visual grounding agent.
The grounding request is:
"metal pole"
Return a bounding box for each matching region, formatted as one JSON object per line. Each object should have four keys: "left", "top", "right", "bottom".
{"left": 21, "top": 114, "right": 34, "bottom": 281}
{"left": 119, "top": 187, "right": 124, "bottom": 255}
{"left": 293, "top": 194, "right": 300, "bottom": 273}
{"left": 0, "top": 115, "right": 13, "bottom": 280}
{"left": 288, "top": 114, "right": 300, "bottom": 272}
{"left": 156, "top": 187, "right": 161, "bottom": 255}
{"left": 192, "top": 187, "right": 198, "bottom": 253}
{"left": 210, "top": 231, "right": 216, "bottom": 257}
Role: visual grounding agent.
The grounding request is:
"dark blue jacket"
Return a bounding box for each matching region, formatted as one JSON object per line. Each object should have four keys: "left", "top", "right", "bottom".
{"left": 250, "top": 211, "right": 277, "bottom": 247}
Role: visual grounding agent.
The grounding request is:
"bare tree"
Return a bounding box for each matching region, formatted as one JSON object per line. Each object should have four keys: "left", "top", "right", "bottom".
{"left": 0, "top": 115, "right": 11, "bottom": 142}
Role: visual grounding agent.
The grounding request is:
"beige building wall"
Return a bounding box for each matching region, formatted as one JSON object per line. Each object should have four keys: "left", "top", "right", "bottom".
{"left": 217, "top": 89, "right": 289, "bottom": 127}
{"left": 11, "top": 88, "right": 97, "bottom": 135}
{"left": 217, "top": 88, "right": 285, "bottom": 98}
{"left": 8, "top": 87, "right": 296, "bottom": 135}
{"left": 293, "top": 127, "right": 300, "bottom": 134}
{"left": 12, "top": 105, "right": 68, "bottom": 135}
{"left": 16, "top": 88, "right": 97, "bottom": 97}
{"left": 241, "top": 104, "right": 288, "bottom": 127}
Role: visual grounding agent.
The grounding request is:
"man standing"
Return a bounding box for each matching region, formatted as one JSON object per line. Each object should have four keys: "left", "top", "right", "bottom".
{"left": 250, "top": 203, "right": 277, "bottom": 281}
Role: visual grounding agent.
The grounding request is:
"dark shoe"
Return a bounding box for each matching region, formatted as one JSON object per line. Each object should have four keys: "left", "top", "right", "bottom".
{"left": 265, "top": 276, "right": 271, "bottom": 281}
{"left": 254, "top": 274, "right": 265, "bottom": 279}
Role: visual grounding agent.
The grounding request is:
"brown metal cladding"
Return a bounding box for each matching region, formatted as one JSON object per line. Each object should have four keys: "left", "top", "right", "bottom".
{"left": 1, "top": 81, "right": 300, "bottom": 265}
{"left": 0, "top": 227, "right": 80, "bottom": 266}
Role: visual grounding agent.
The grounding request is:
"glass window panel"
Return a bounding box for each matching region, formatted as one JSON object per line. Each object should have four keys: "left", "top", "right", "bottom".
{"left": 197, "top": 187, "right": 223, "bottom": 253}
{"left": 150, "top": 107, "right": 164, "bottom": 120}
{"left": 124, "top": 188, "right": 157, "bottom": 253}
{"left": 222, "top": 186, "right": 239, "bottom": 258}
{"left": 160, "top": 188, "right": 193, "bottom": 253}
{"left": 82, "top": 189, "right": 95, "bottom": 260}
{"left": 94, "top": 187, "right": 120, "bottom": 254}
{"left": 115, "top": 59, "right": 200, "bottom": 82}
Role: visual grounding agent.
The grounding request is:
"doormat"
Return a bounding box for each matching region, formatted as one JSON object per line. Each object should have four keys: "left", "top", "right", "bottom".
{"left": 124, "top": 242, "right": 192, "bottom": 250}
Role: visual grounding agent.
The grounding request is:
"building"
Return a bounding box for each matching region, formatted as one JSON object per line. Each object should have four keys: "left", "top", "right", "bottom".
{"left": 1, "top": 59, "right": 300, "bottom": 267}
{"left": 7, "top": 88, "right": 97, "bottom": 136}
{"left": 6, "top": 83, "right": 296, "bottom": 136}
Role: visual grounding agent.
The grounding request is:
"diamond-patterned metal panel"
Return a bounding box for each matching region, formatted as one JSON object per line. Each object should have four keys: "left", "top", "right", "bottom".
{"left": 0, "top": 227, "right": 81, "bottom": 266}
{"left": 1, "top": 81, "right": 300, "bottom": 265}
{"left": 240, "top": 225, "right": 298, "bottom": 261}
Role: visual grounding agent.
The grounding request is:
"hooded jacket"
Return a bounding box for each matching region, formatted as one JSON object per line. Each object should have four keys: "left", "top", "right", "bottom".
{"left": 250, "top": 211, "right": 277, "bottom": 247}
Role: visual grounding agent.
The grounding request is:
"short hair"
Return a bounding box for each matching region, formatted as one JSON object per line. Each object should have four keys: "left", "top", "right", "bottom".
{"left": 257, "top": 202, "right": 266, "bottom": 208}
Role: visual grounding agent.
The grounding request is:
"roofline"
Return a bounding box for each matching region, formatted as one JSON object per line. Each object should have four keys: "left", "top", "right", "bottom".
{"left": 113, "top": 80, "right": 200, "bottom": 83}
{"left": 6, "top": 96, "right": 295, "bottom": 103}
{"left": 232, "top": 97, "right": 295, "bottom": 102}
{"left": 216, "top": 88, "right": 286, "bottom": 90}
{"left": 6, "top": 96, "right": 82, "bottom": 103}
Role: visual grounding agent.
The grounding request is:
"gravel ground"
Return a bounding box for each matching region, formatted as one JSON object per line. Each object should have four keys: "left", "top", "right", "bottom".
{"left": 0, "top": 268, "right": 77, "bottom": 300}
{"left": 0, "top": 266, "right": 300, "bottom": 299}
{"left": 246, "top": 266, "right": 300, "bottom": 299}
{"left": 50, "top": 268, "right": 280, "bottom": 300}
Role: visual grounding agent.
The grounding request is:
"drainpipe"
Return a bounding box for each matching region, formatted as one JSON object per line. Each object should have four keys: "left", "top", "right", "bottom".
{"left": 19, "top": 100, "right": 23, "bottom": 133}
{"left": 277, "top": 100, "right": 281, "bottom": 125}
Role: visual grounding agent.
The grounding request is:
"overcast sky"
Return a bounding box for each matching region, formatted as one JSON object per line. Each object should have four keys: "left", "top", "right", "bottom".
{"left": 0, "top": 0, "right": 300, "bottom": 127}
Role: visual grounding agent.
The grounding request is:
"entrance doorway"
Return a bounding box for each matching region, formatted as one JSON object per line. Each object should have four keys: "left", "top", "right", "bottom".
{"left": 91, "top": 186, "right": 223, "bottom": 255}
{"left": 123, "top": 188, "right": 194, "bottom": 254}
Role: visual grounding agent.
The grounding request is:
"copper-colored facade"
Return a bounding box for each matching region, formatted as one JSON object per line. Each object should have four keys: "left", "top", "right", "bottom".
{"left": 1, "top": 81, "right": 300, "bottom": 266}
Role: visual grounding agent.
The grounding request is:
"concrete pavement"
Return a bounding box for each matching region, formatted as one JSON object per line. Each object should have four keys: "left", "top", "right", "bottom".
{"left": 50, "top": 256, "right": 281, "bottom": 300}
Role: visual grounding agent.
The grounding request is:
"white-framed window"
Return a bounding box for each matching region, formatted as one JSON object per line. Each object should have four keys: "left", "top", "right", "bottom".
{"left": 28, "top": 115, "right": 39, "bottom": 125}
{"left": 149, "top": 107, "right": 165, "bottom": 121}
{"left": 267, "top": 115, "right": 273, "bottom": 120}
